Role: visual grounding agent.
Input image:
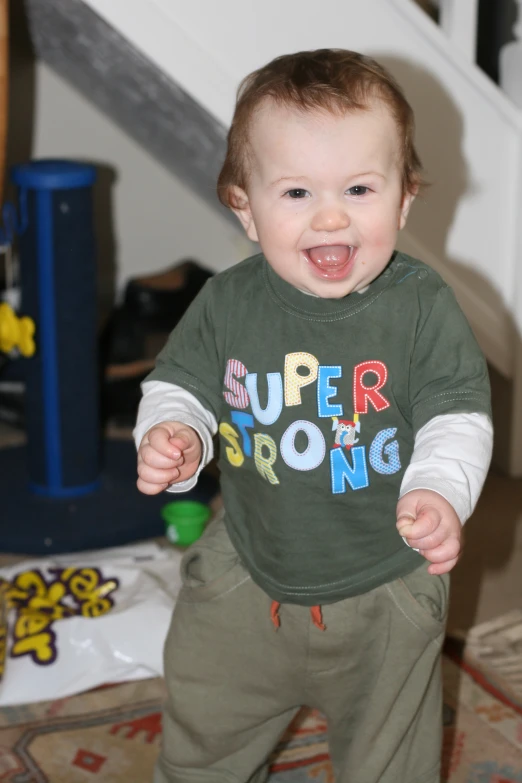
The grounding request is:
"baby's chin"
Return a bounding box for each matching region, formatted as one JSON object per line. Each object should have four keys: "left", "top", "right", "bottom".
{"left": 298, "top": 264, "right": 374, "bottom": 299}
{"left": 303, "top": 277, "right": 367, "bottom": 300}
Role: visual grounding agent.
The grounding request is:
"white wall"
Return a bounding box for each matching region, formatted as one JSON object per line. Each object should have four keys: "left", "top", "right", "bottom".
{"left": 31, "top": 62, "right": 254, "bottom": 293}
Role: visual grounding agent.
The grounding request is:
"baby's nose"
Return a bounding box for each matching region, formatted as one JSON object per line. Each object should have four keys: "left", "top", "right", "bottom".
{"left": 311, "top": 204, "right": 350, "bottom": 232}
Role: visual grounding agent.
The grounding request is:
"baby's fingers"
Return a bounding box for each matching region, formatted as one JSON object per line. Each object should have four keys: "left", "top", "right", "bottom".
{"left": 136, "top": 477, "right": 170, "bottom": 496}
{"left": 168, "top": 434, "right": 192, "bottom": 459}
{"left": 140, "top": 443, "right": 181, "bottom": 470}
{"left": 397, "top": 507, "right": 440, "bottom": 542}
{"left": 137, "top": 460, "right": 180, "bottom": 489}
{"left": 147, "top": 427, "right": 180, "bottom": 458}
{"left": 420, "top": 537, "right": 461, "bottom": 566}
{"left": 406, "top": 525, "right": 448, "bottom": 553}
{"left": 427, "top": 557, "right": 459, "bottom": 576}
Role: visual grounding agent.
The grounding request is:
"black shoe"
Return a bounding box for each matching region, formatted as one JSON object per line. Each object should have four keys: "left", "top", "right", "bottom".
{"left": 100, "top": 259, "right": 213, "bottom": 426}
{"left": 122, "top": 259, "right": 213, "bottom": 332}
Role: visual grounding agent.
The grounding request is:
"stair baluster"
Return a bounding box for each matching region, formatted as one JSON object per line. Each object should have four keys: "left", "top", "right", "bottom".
{"left": 439, "top": 0, "right": 479, "bottom": 61}
{"left": 499, "top": 0, "right": 522, "bottom": 109}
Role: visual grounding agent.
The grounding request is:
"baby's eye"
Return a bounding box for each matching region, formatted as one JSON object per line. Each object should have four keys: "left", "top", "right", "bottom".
{"left": 286, "top": 188, "right": 310, "bottom": 199}
{"left": 347, "top": 186, "right": 369, "bottom": 196}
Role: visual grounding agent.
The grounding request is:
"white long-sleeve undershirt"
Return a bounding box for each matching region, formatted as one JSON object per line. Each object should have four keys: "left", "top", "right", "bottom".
{"left": 133, "top": 380, "right": 493, "bottom": 524}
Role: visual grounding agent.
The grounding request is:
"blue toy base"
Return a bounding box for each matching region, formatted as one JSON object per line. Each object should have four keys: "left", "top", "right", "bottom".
{"left": 0, "top": 440, "right": 220, "bottom": 555}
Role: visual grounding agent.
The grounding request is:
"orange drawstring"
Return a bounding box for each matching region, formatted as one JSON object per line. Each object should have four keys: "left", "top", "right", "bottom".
{"left": 310, "top": 605, "right": 326, "bottom": 631}
{"left": 270, "top": 601, "right": 326, "bottom": 631}
{"left": 270, "top": 600, "right": 281, "bottom": 629}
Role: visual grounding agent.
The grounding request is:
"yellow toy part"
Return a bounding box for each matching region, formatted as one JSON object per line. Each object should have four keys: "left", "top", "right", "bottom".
{"left": 0, "top": 302, "right": 36, "bottom": 357}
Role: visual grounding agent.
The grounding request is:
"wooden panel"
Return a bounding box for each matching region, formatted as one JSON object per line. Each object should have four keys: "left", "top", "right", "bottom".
{"left": 0, "top": 0, "right": 8, "bottom": 204}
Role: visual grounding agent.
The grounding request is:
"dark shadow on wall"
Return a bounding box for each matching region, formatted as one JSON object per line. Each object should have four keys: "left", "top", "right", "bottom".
{"left": 378, "top": 54, "right": 519, "bottom": 363}
{"left": 378, "top": 56, "right": 515, "bottom": 355}
{"left": 377, "top": 55, "right": 469, "bottom": 262}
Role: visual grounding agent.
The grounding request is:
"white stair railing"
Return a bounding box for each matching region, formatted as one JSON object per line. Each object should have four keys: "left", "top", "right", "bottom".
{"left": 499, "top": 0, "right": 522, "bottom": 109}
{"left": 438, "top": 0, "right": 480, "bottom": 61}
{"left": 416, "top": 0, "right": 522, "bottom": 111}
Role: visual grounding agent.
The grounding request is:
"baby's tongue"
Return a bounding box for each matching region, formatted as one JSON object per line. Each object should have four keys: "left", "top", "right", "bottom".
{"left": 308, "top": 245, "right": 350, "bottom": 268}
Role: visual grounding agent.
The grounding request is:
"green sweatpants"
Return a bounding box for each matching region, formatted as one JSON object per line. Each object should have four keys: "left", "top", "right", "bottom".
{"left": 155, "top": 514, "right": 449, "bottom": 783}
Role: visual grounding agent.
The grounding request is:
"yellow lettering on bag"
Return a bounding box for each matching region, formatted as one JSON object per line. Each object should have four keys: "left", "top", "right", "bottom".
{"left": 12, "top": 631, "right": 55, "bottom": 663}
{"left": 25, "top": 581, "right": 70, "bottom": 620}
{"left": 14, "top": 611, "right": 52, "bottom": 638}
{"left": 57, "top": 568, "right": 117, "bottom": 618}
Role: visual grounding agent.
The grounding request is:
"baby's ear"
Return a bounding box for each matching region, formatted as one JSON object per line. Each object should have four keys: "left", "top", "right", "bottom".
{"left": 230, "top": 186, "right": 259, "bottom": 242}
{"left": 398, "top": 187, "right": 417, "bottom": 230}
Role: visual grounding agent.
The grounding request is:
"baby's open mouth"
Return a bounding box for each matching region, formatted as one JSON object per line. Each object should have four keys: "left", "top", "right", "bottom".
{"left": 305, "top": 245, "right": 356, "bottom": 279}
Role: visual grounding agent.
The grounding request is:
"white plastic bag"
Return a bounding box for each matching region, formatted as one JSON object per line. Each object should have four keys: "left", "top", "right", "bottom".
{"left": 0, "top": 542, "right": 182, "bottom": 705}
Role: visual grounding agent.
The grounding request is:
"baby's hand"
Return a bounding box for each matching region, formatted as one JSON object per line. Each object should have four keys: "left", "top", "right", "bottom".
{"left": 137, "top": 422, "right": 202, "bottom": 495}
{"left": 396, "top": 489, "right": 462, "bottom": 575}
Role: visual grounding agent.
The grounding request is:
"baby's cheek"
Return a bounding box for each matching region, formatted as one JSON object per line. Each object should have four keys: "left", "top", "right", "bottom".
{"left": 371, "top": 221, "right": 399, "bottom": 249}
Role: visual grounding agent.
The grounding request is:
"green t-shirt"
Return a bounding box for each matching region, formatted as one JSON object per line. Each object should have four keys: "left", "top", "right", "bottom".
{"left": 147, "top": 251, "right": 491, "bottom": 605}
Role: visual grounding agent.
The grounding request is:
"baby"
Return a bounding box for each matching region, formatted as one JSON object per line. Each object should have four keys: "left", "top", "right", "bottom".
{"left": 135, "top": 49, "right": 492, "bottom": 783}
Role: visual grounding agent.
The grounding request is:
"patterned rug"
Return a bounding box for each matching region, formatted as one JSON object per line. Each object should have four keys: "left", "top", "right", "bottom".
{"left": 0, "top": 620, "right": 521, "bottom": 783}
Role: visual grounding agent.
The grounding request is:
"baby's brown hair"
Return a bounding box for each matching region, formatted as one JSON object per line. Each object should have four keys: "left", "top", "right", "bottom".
{"left": 217, "top": 49, "right": 423, "bottom": 208}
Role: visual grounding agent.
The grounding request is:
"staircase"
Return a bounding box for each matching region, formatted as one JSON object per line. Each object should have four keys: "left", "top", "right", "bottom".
{"left": 23, "top": 0, "right": 522, "bottom": 475}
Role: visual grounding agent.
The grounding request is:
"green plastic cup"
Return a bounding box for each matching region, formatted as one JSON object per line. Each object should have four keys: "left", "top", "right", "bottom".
{"left": 161, "top": 500, "right": 211, "bottom": 546}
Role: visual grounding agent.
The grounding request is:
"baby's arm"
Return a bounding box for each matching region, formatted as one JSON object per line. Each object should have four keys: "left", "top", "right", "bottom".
{"left": 396, "top": 412, "right": 493, "bottom": 575}
{"left": 133, "top": 380, "right": 218, "bottom": 495}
